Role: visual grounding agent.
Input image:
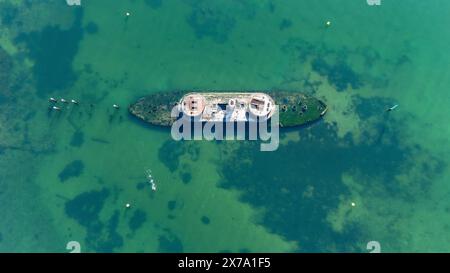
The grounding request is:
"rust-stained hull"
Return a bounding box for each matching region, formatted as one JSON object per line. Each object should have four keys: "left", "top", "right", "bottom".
{"left": 129, "top": 90, "right": 327, "bottom": 127}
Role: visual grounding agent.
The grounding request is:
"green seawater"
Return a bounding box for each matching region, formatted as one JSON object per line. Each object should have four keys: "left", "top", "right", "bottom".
{"left": 0, "top": 0, "right": 449, "bottom": 252}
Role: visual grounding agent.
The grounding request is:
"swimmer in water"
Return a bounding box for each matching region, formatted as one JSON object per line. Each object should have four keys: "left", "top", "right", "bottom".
{"left": 145, "top": 169, "right": 157, "bottom": 191}
{"left": 150, "top": 178, "right": 157, "bottom": 191}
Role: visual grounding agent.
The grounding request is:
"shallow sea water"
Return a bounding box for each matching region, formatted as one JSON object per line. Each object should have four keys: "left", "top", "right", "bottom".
{"left": 0, "top": 0, "right": 449, "bottom": 252}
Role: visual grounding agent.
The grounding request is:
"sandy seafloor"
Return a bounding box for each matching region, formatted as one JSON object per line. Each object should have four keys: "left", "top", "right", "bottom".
{"left": 0, "top": 0, "right": 449, "bottom": 252}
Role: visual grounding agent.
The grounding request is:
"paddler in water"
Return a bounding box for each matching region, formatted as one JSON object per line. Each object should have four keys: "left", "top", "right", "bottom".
{"left": 387, "top": 104, "right": 398, "bottom": 112}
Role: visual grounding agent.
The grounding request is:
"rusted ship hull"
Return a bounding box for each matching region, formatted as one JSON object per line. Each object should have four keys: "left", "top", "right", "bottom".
{"left": 129, "top": 91, "right": 327, "bottom": 127}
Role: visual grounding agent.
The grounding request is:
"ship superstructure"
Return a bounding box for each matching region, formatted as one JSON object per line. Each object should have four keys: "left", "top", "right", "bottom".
{"left": 180, "top": 92, "right": 275, "bottom": 122}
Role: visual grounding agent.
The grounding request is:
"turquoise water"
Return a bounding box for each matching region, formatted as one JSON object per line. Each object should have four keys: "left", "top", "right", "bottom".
{"left": 0, "top": 0, "right": 449, "bottom": 252}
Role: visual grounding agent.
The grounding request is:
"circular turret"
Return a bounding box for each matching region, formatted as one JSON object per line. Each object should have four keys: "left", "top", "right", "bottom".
{"left": 228, "top": 99, "right": 236, "bottom": 109}
{"left": 181, "top": 93, "right": 206, "bottom": 117}
{"left": 248, "top": 93, "right": 275, "bottom": 118}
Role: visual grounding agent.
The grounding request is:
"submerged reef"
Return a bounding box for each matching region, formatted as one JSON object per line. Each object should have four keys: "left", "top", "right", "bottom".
{"left": 185, "top": 0, "right": 257, "bottom": 43}
{"left": 186, "top": 4, "right": 236, "bottom": 43}
{"left": 311, "top": 58, "right": 362, "bottom": 92}
{"left": 84, "top": 22, "right": 98, "bottom": 34}
{"left": 129, "top": 209, "right": 147, "bottom": 232}
{"left": 14, "top": 7, "right": 84, "bottom": 96}
{"left": 158, "top": 139, "right": 199, "bottom": 172}
{"left": 201, "top": 216, "right": 210, "bottom": 225}
{"left": 0, "top": 2, "right": 18, "bottom": 27}
{"left": 58, "top": 160, "right": 84, "bottom": 182}
{"left": 158, "top": 140, "right": 187, "bottom": 172}
{"left": 218, "top": 96, "right": 444, "bottom": 251}
{"left": 70, "top": 131, "right": 84, "bottom": 147}
{"left": 0, "top": 46, "right": 13, "bottom": 103}
{"left": 65, "top": 189, "right": 109, "bottom": 227}
{"left": 280, "top": 37, "right": 403, "bottom": 93}
{"left": 279, "top": 19, "right": 292, "bottom": 31}
{"left": 158, "top": 231, "right": 184, "bottom": 252}
{"left": 145, "top": 0, "right": 163, "bottom": 9}
{"left": 65, "top": 189, "right": 124, "bottom": 252}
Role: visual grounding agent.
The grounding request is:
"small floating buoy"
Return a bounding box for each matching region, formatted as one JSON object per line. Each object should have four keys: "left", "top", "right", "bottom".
{"left": 125, "top": 12, "right": 131, "bottom": 17}
{"left": 52, "top": 106, "right": 61, "bottom": 111}
{"left": 351, "top": 202, "right": 356, "bottom": 207}
{"left": 326, "top": 21, "right": 331, "bottom": 27}
{"left": 125, "top": 203, "right": 131, "bottom": 208}
{"left": 113, "top": 104, "right": 120, "bottom": 109}
{"left": 61, "top": 98, "right": 68, "bottom": 103}
{"left": 71, "top": 99, "right": 79, "bottom": 105}
{"left": 49, "top": 97, "right": 57, "bottom": 102}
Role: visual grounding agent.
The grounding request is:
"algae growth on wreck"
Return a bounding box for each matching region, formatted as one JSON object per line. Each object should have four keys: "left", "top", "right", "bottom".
{"left": 0, "top": 0, "right": 449, "bottom": 253}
